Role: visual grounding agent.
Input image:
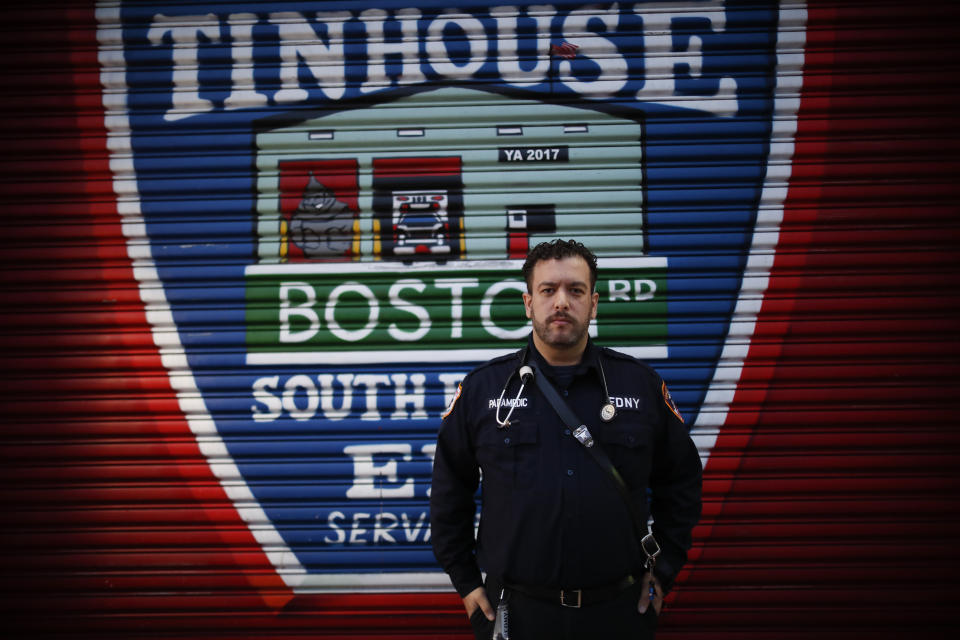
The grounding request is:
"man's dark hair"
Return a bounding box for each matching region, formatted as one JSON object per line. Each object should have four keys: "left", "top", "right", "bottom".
{"left": 522, "top": 239, "right": 598, "bottom": 292}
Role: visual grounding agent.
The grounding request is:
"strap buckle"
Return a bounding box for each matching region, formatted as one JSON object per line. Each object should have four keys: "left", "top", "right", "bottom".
{"left": 559, "top": 589, "right": 582, "bottom": 608}
{"left": 641, "top": 531, "right": 661, "bottom": 571}
{"left": 641, "top": 532, "right": 661, "bottom": 559}
{"left": 572, "top": 424, "right": 594, "bottom": 448}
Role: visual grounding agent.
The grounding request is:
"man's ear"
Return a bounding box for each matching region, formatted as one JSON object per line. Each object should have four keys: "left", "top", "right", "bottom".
{"left": 522, "top": 292, "right": 533, "bottom": 319}
{"left": 591, "top": 291, "right": 599, "bottom": 318}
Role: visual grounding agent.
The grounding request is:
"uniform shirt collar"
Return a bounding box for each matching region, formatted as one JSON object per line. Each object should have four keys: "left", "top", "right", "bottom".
{"left": 526, "top": 335, "right": 602, "bottom": 379}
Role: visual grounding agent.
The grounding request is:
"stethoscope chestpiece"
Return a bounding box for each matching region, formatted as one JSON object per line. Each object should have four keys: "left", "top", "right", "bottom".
{"left": 600, "top": 402, "right": 616, "bottom": 422}
{"left": 598, "top": 359, "right": 616, "bottom": 422}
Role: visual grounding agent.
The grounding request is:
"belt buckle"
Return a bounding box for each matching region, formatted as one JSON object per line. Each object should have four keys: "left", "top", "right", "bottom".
{"left": 560, "top": 589, "right": 582, "bottom": 608}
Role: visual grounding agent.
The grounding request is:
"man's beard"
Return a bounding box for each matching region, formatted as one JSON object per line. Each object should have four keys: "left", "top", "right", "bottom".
{"left": 531, "top": 311, "right": 589, "bottom": 350}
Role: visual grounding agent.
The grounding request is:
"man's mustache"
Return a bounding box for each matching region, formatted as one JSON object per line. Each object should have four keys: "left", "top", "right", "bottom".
{"left": 548, "top": 312, "right": 573, "bottom": 323}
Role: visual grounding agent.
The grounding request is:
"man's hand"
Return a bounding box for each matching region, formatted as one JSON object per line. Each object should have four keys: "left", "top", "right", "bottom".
{"left": 637, "top": 572, "right": 663, "bottom": 616}
{"left": 463, "top": 586, "right": 496, "bottom": 621}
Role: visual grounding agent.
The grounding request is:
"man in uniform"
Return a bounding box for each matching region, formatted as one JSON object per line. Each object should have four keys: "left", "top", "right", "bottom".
{"left": 430, "top": 239, "right": 702, "bottom": 639}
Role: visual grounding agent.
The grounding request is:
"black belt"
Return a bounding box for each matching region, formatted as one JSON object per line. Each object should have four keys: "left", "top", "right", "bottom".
{"left": 504, "top": 574, "right": 637, "bottom": 608}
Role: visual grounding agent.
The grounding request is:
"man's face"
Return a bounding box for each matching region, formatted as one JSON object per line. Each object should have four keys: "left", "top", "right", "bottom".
{"left": 522, "top": 255, "right": 599, "bottom": 355}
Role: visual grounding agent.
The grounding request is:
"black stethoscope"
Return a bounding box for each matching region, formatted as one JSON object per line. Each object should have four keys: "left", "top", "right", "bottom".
{"left": 495, "top": 349, "right": 617, "bottom": 428}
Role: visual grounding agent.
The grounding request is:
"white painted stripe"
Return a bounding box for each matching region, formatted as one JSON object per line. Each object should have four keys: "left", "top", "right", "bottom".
{"left": 247, "top": 344, "right": 668, "bottom": 365}
{"left": 246, "top": 256, "right": 667, "bottom": 276}
{"left": 284, "top": 571, "right": 455, "bottom": 593}
{"left": 690, "top": 3, "right": 808, "bottom": 469}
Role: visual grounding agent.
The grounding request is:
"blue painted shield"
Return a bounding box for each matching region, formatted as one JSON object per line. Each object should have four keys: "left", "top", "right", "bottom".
{"left": 96, "top": 1, "right": 803, "bottom": 591}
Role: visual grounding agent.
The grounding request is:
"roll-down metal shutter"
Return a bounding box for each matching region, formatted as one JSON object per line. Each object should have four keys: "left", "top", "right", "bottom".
{"left": 1, "top": 1, "right": 958, "bottom": 638}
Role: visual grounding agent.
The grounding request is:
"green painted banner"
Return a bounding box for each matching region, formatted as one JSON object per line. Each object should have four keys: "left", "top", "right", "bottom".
{"left": 246, "top": 258, "right": 667, "bottom": 364}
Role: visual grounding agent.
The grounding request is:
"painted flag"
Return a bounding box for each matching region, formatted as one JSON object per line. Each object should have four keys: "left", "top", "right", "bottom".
{"left": 550, "top": 41, "right": 579, "bottom": 59}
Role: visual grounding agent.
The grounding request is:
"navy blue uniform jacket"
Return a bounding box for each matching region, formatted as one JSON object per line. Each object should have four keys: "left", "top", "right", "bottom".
{"left": 430, "top": 337, "right": 703, "bottom": 598}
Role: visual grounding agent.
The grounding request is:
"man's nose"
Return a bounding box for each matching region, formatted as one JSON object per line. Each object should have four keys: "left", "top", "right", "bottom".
{"left": 554, "top": 289, "right": 570, "bottom": 308}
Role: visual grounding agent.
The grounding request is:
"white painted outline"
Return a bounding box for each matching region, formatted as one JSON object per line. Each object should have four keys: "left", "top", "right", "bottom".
{"left": 246, "top": 256, "right": 665, "bottom": 275}
{"left": 248, "top": 345, "right": 668, "bottom": 365}
{"left": 96, "top": 1, "right": 806, "bottom": 593}
{"left": 689, "top": 4, "right": 808, "bottom": 468}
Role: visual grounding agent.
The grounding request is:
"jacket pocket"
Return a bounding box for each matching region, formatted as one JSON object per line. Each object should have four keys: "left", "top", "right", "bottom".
{"left": 596, "top": 417, "right": 653, "bottom": 488}
{"left": 475, "top": 418, "right": 539, "bottom": 489}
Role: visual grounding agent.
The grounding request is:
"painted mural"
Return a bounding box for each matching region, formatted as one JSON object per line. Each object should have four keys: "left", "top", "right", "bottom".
{"left": 2, "top": 1, "right": 958, "bottom": 638}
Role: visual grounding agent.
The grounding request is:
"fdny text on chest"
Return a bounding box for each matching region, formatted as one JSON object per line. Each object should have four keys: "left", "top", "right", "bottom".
{"left": 609, "top": 395, "right": 644, "bottom": 410}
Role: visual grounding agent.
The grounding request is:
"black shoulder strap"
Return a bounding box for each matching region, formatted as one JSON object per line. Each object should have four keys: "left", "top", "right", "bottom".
{"left": 530, "top": 363, "right": 649, "bottom": 543}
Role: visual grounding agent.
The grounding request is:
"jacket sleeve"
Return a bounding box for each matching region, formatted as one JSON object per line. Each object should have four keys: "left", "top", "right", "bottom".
{"left": 429, "top": 380, "right": 484, "bottom": 598}
{"left": 648, "top": 375, "right": 703, "bottom": 593}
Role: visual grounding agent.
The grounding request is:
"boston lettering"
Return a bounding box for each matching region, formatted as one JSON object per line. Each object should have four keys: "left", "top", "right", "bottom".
{"left": 245, "top": 259, "right": 667, "bottom": 364}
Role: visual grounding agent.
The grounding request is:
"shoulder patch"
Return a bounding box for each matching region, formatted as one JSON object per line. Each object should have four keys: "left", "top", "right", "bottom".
{"left": 661, "top": 380, "right": 684, "bottom": 423}
{"left": 442, "top": 383, "right": 463, "bottom": 420}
